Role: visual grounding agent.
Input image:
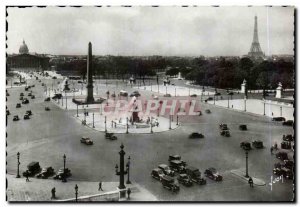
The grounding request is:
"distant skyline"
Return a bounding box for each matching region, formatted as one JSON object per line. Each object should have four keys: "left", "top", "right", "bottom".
{"left": 6, "top": 6, "right": 294, "bottom": 56}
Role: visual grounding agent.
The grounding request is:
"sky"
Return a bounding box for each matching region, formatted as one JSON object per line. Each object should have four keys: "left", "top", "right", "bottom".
{"left": 6, "top": 6, "right": 294, "bottom": 56}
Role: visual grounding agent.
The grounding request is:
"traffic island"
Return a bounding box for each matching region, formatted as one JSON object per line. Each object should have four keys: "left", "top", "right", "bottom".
{"left": 231, "top": 169, "right": 266, "bottom": 186}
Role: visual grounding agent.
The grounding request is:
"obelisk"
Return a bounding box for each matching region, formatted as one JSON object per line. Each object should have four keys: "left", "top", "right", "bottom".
{"left": 85, "top": 42, "right": 94, "bottom": 103}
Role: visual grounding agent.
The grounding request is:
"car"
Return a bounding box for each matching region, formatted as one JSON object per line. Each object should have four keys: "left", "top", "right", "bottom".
{"left": 158, "top": 164, "right": 175, "bottom": 177}
{"left": 177, "top": 174, "right": 193, "bottom": 187}
{"left": 151, "top": 168, "right": 165, "bottom": 180}
{"left": 206, "top": 97, "right": 213, "bottom": 101}
{"left": 186, "top": 166, "right": 207, "bottom": 185}
{"left": 45, "top": 107, "right": 50, "bottom": 111}
{"left": 163, "top": 94, "right": 172, "bottom": 97}
{"left": 239, "top": 124, "right": 247, "bottom": 130}
{"left": 25, "top": 87, "right": 29, "bottom": 91}
{"left": 19, "top": 96, "right": 24, "bottom": 100}
{"left": 53, "top": 168, "right": 72, "bottom": 180}
{"left": 219, "top": 124, "right": 228, "bottom": 130}
{"left": 44, "top": 97, "right": 51, "bottom": 102}
{"left": 80, "top": 137, "right": 93, "bottom": 145}
{"left": 28, "top": 92, "right": 32, "bottom": 96}
{"left": 119, "top": 90, "right": 128, "bottom": 97}
{"left": 189, "top": 132, "right": 204, "bottom": 139}
{"left": 227, "top": 91, "right": 234, "bottom": 95}
{"left": 168, "top": 154, "right": 185, "bottom": 163}
{"left": 26, "top": 110, "right": 33, "bottom": 116}
{"left": 284, "top": 160, "right": 294, "bottom": 170}
{"left": 276, "top": 151, "right": 288, "bottom": 160}
{"left": 190, "top": 94, "right": 197, "bottom": 97}
{"left": 105, "top": 132, "right": 117, "bottom": 140}
{"left": 273, "top": 167, "right": 293, "bottom": 179}
{"left": 52, "top": 93, "right": 62, "bottom": 99}
{"left": 31, "top": 95, "right": 35, "bottom": 99}
{"left": 281, "top": 141, "right": 292, "bottom": 149}
{"left": 160, "top": 175, "right": 180, "bottom": 192}
{"left": 6, "top": 92, "right": 10, "bottom": 96}
{"left": 205, "top": 109, "right": 211, "bottom": 114}
{"left": 283, "top": 134, "right": 294, "bottom": 142}
{"left": 252, "top": 140, "right": 264, "bottom": 149}
{"left": 204, "top": 168, "right": 223, "bottom": 181}
{"left": 13, "top": 115, "right": 19, "bottom": 121}
{"left": 20, "top": 92, "right": 24, "bottom": 97}
{"left": 36, "top": 167, "right": 55, "bottom": 179}
{"left": 240, "top": 141, "right": 252, "bottom": 150}
{"left": 220, "top": 130, "right": 230, "bottom": 137}
{"left": 272, "top": 117, "right": 286, "bottom": 122}
{"left": 6, "top": 110, "right": 10, "bottom": 116}
{"left": 16, "top": 103, "right": 21, "bottom": 108}
{"left": 41, "top": 83, "right": 45, "bottom": 86}
{"left": 169, "top": 160, "right": 186, "bottom": 173}
{"left": 22, "top": 98, "right": 29, "bottom": 104}
{"left": 282, "top": 120, "right": 293, "bottom": 126}
{"left": 130, "top": 91, "right": 141, "bottom": 97}
{"left": 22, "top": 162, "right": 41, "bottom": 177}
{"left": 24, "top": 114, "right": 30, "bottom": 120}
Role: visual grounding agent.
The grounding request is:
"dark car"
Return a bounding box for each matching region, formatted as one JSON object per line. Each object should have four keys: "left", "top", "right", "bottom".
{"left": 31, "top": 95, "right": 35, "bottom": 99}
{"left": 215, "top": 92, "right": 221, "bottom": 96}
{"left": 227, "top": 92, "right": 234, "bottom": 95}
{"left": 160, "top": 175, "right": 180, "bottom": 192}
{"left": 163, "top": 94, "right": 172, "bottom": 97}
{"left": 219, "top": 124, "right": 228, "bottom": 130}
{"left": 282, "top": 120, "right": 293, "bottom": 126}
{"left": 276, "top": 151, "right": 288, "bottom": 160}
{"left": 283, "top": 134, "right": 294, "bottom": 142}
{"left": 273, "top": 167, "right": 293, "bottom": 179}
{"left": 22, "top": 162, "right": 41, "bottom": 177}
{"left": 189, "top": 132, "right": 204, "bottom": 139}
{"left": 19, "top": 96, "right": 24, "bottom": 100}
{"left": 53, "top": 168, "right": 71, "bottom": 180}
{"left": 206, "top": 97, "right": 213, "bottom": 101}
{"left": 239, "top": 125, "right": 247, "bottom": 131}
{"left": 130, "top": 91, "right": 141, "bottom": 97}
{"left": 52, "top": 93, "right": 62, "bottom": 99}
{"left": 177, "top": 174, "right": 193, "bottom": 187}
{"left": 252, "top": 140, "right": 264, "bottom": 149}
{"left": 220, "top": 130, "right": 230, "bottom": 137}
{"left": 52, "top": 76, "right": 57, "bottom": 79}
{"left": 240, "top": 141, "right": 252, "bottom": 150}
{"left": 190, "top": 94, "right": 197, "bottom": 97}
{"left": 169, "top": 160, "right": 186, "bottom": 173}
{"left": 168, "top": 155, "right": 187, "bottom": 165}
{"left": 25, "top": 86, "right": 29, "bottom": 91}
{"left": 284, "top": 160, "right": 294, "bottom": 170}
{"left": 80, "top": 137, "right": 93, "bottom": 145}
{"left": 13, "top": 115, "right": 19, "bottom": 121}
{"left": 36, "top": 167, "right": 55, "bottom": 179}
{"left": 158, "top": 164, "right": 175, "bottom": 177}
{"left": 281, "top": 141, "right": 292, "bottom": 149}
{"left": 24, "top": 114, "right": 30, "bottom": 120}
{"left": 16, "top": 103, "right": 21, "bottom": 108}
{"left": 28, "top": 92, "right": 32, "bottom": 96}
{"left": 204, "top": 168, "right": 223, "bottom": 181}
{"left": 20, "top": 92, "right": 24, "bottom": 97}
{"left": 205, "top": 109, "right": 211, "bottom": 114}
{"left": 151, "top": 168, "right": 165, "bottom": 180}
{"left": 26, "top": 110, "right": 32, "bottom": 116}
{"left": 272, "top": 117, "right": 286, "bottom": 122}
{"left": 6, "top": 110, "right": 10, "bottom": 116}
{"left": 105, "top": 132, "right": 117, "bottom": 140}
{"left": 186, "top": 166, "right": 207, "bottom": 185}
{"left": 44, "top": 97, "right": 51, "bottom": 102}
{"left": 22, "top": 98, "right": 29, "bottom": 104}
{"left": 45, "top": 107, "right": 50, "bottom": 111}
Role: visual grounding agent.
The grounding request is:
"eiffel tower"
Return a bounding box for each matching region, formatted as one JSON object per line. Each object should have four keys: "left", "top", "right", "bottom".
{"left": 248, "top": 15, "right": 265, "bottom": 59}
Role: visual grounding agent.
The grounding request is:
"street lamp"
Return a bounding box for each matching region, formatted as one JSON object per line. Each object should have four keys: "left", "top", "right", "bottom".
{"left": 263, "top": 101, "right": 266, "bottom": 115}
{"left": 104, "top": 116, "right": 107, "bottom": 133}
{"left": 176, "top": 115, "right": 179, "bottom": 126}
{"left": 245, "top": 150, "right": 249, "bottom": 178}
{"left": 126, "top": 156, "right": 131, "bottom": 184}
{"left": 92, "top": 113, "right": 95, "bottom": 128}
{"left": 150, "top": 117, "right": 153, "bottom": 133}
{"left": 244, "top": 98, "right": 247, "bottom": 112}
{"left": 75, "top": 184, "right": 78, "bottom": 202}
{"left": 227, "top": 95, "right": 229, "bottom": 108}
{"left": 65, "top": 91, "right": 67, "bottom": 109}
{"left": 280, "top": 106, "right": 282, "bottom": 116}
{"left": 76, "top": 104, "right": 79, "bottom": 117}
{"left": 126, "top": 117, "right": 129, "bottom": 134}
{"left": 16, "top": 152, "right": 20, "bottom": 178}
{"left": 169, "top": 114, "right": 171, "bottom": 130}
{"left": 115, "top": 144, "right": 128, "bottom": 199}
{"left": 62, "top": 154, "right": 67, "bottom": 182}
{"left": 84, "top": 108, "right": 86, "bottom": 122}
{"left": 214, "top": 95, "right": 216, "bottom": 105}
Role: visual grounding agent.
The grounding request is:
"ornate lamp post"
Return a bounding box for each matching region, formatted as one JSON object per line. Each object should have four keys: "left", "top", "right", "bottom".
{"left": 176, "top": 115, "right": 179, "bottom": 126}
{"left": 126, "top": 117, "right": 129, "bottom": 134}
{"left": 84, "top": 108, "right": 86, "bottom": 122}
{"left": 126, "top": 156, "right": 131, "bottom": 184}
{"left": 104, "top": 116, "right": 107, "bottom": 133}
{"left": 62, "top": 154, "right": 67, "bottom": 182}
{"left": 245, "top": 150, "right": 249, "bottom": 178}
{"left": 227, "top": 95, "right": 230, "bottom": 108}
{"left": 169, "top": 114, "right": 171, "bottom": 130}
{"left": 76, "top": 104, "right": 79, "bottom": 117}
{"left": 150, "top": 117, "right": 153, "bottom": 133}
{"left": 244, "top": 98, "right": 247, "bottom": 112}
{"left": 16, "top": 152, "right": 21, "bottom": 178}
{"left": 92, "top": 113, "right": 95, "bottom": 128}
{"left": 75, "top": 184, "right": 78, "bottom": 202}
{"left": 65, "top": 91, "right": 67, "bottom": 109}
{"left": 263, "top": 101, "right": 266, "bottom": 115}
{"left": 115, "top": 144, "right": 128, "bottom": 199}
{"left": 280, "top": 106, "right": 282, "bottom": 116}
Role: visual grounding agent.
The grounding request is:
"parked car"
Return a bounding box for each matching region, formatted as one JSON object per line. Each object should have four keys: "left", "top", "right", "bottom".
{"left": 19, "top": 96, "right": 24, "bottom": 100}
{"left": 31, "top": 95, "right": 35, "bottom": 99}
{"left": 272, "top": 117, "right": 286, "bottom": 122}
{"left": 239, "top": 124, "right": 247, "bottom": 131}
{"left": 282, "top": 120, "right": 293, "bottom": 126}
{"left": 24, "top": 114, "right": 30, "bottom": 120}
{"left": 105, "top": 132, "right": 117, "bottom": 140}
{"left": 52, "top": 76, "right": 57, "bottom": 79}
{"left": 53, "top": 168, "right": 71, "bottom": 180}
{"left": 220, "top": 130, "right": 230, "bottom": 137}
{"left": 158, "top": 164, "right": 175, "bottom": 177}
{"left": 119, "top": 90, "right": 128, "bottom": 97}
{"left": 6, "top": 110, "right": 10, "bottom": 116}
{"left": 219, "top": 124, "right": 228, "bottom": 130}
{"left": 205, "top": 109, "right": 211, "bottom": 114}
{"left": 186, "top": 166, "right": 207, "bottom": 185}
{"left": 52, "top": 93, "right": 62, "bottom": 99}
{"left": 80, "top": 137, "right": 93, "bottom": 145}
{"left": 206, "top": 97, "right": 213, "bottom": 101}
{"left": 169, "top": 160, "right": 186, "bottom": 173}
{"left": 22, "top": 98, "right": 29, "bottom": 104}
{"left": 36, "top": 167, "right": 55, "bottom": 179}
{"left": 177, "top": 174, "right": 193, "bottom": 187}
{"left": 28, "top": 92, "right": 32, "bottom": 96}
{"left": 151, "top": 168, "right": 165, "bottom": 180}
{"left": 16, "top": 103, "right": 21, "bottom": 108}
{"left": 13, "top": 115, "right": 19, "bottom": 121}
{"left": 190, "top": 94, "right": 197, "bottom": 97}
{"left": 204, "top": 168, "right": 223, "bottom": 181}
{"left": 163, "top": 94, "right": 172, "bottom": 97}
{"left": 25, "top": 86, "right": 29, "bottom": 91}
{"left": 240, "top": 141, "right": 252, "bottom": 150}
{"left": 283, "top": 134, "right": 294, "bottom": 142}
{"left": 252, "top": 140, "right": 263, "bottom": 149}
{"left": 20, "top": 92, "right": 24, "bottom": 97}
{"left": 276, "top": 151, "right": 288, "bottom": 160}
{"left": 160, "top": 175, "right": 180, "bottom": 192}
{"left": 227, "top": 92, "right": 234, "bottom": 95}
{"left": 273, "top": 167, "right": 293, "bottom": 179}
{"left": 281, "top": 141, "right": 292, "bottom": 149}
{"left": 284, "top": 160, "right": 294, "bottom": 170}
{"left": 130, "top": 91, "right": 141, "bottom": 97}
{"left": 44, "top": 97, "right": 50, "bottom": 102}
{"left": 45, "top": 107, "right": 50, "bottom": 111}
{"left": 22, "top": 162, "right": 41, "bottom": 177}
{"left": 26, "top": 110, "right": 32, "bottom": 116}
{"left": 189, "top": 132, "right": 204, "bottom": 139}
{"left": 215, "top": 92, "right": 221, "bottom": 96}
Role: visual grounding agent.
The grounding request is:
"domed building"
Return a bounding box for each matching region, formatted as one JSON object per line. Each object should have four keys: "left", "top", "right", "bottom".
{"left": 7, "top": 39, "right": 50, "bottom": 71}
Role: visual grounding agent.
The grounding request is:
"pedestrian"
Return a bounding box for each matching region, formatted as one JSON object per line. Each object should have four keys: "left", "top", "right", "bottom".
{"left": 25, "top": 170, "right": 29, "bottom": 182}
{"left": 270, "top": 146, "right": 273, "bottom": 155}
{"left": 98, "top": 181, "right": 103, "bottom": 191}
{"left": 248, "top": 177, "right": 254, "bottom": 188}
{"left": 232, "top": 105, "right": 233, "bottom": 108}
{"left": 274, "top": 142, "right": 278, "bottom": 150}
{"left": 127, "top": 188, "right": 131, "bottom": 200}
{"left": 51, "top": 187, "right": 56, "bottom": 199}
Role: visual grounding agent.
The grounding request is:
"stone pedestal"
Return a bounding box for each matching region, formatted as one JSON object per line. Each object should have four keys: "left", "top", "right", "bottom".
{"left": 118, "top": 187, "right": 127, "bottom": 201}
{"left": 276, "top": 82, "right": 283, "bottom": 98}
